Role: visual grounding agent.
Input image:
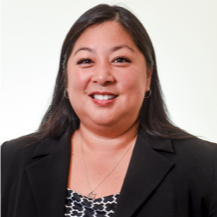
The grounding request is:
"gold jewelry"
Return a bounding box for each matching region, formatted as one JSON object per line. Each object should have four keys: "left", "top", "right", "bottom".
{"left": 144, "top": 89, "right": 151, "bottom": 98}
{"left": 80, "top": 133, "right": 135, "bottom": 199}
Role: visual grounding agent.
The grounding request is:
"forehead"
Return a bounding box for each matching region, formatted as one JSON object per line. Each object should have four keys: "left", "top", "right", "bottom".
{"left": 71, "top": 21, "right": 140, "bottom": 54}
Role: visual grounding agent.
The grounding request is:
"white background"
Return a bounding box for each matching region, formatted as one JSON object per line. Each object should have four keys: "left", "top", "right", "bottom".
{"left": 1, "top": 0, "right": 217, "bottom": 144}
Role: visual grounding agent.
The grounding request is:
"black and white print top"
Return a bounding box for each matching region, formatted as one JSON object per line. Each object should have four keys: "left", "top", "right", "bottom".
{"left": 64, "top": 188, "right": 120, "bottom": 217}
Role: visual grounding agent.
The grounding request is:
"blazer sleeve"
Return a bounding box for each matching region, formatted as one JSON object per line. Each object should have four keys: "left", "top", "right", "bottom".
{"left": 209, "top": 145, "right": 217, "bottom": 217}
{"left": 1, "top": 141, "right": 9, "bottom": 217}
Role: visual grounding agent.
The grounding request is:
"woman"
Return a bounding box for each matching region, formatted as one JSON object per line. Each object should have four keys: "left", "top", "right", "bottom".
{"left": 1, "top": 4, "right": 217, "bottom": 217}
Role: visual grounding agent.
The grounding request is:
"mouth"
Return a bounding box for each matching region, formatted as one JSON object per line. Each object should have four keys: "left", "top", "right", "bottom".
{"left": 89, "top": 91, "right": 118, "bottom": 101}
{"left": 91, "top": 94, "right": 118, "bottom": 100}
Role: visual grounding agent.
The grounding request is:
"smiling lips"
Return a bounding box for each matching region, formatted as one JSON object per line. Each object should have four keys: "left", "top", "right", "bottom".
{"left": 93, "top": 94, "right": 116, "bottom": 100}
{"left": 89, "top": 92, "right": 118, "bottom": 106}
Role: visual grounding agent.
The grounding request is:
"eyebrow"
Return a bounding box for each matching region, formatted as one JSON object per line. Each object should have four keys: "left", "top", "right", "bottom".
{"left": 110, "top": 45, "right": 135, "bottom": 53}
{"left": 73, "top": 44, "right": 135, "bottom": 56}
{"left": 74, "top": 47, "right": 94, "bottom": 56}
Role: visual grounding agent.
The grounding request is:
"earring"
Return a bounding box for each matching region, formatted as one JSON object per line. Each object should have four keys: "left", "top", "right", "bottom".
{"left": 144, "top": 89, "right": 152, "bottom": 98}
{"left": 64, "top": 89, "right": 69, "bottom": 99}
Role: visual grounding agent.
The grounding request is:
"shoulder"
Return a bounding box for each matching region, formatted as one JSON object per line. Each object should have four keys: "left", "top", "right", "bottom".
{"left": 171, "top": 138, "right": 217, "bottom": 211}
{"left": 171, "top": 137, "right": 217, "bottom": 161}
{"left": 1, "top": 136, "right": 41, "bottom": 171}
{"left": 141, "top": 129, "right": 217, "bottom": 180}
{"left": 166, "top": 137, "right": 217, "bottom": 188}
{"left": 1, "top": 131, "right": 70, "bottom": 169}
{"left": 1, "top": 136, "right": 41, "bottom": 159}
{"left": 171, "top": 138, "right": 217, "bottom": 182}
{"left": 1, "top": 134, "right": 55, "bottom": 176}
{"left": 140, "top": 126, "right": 217, "bottom": 160}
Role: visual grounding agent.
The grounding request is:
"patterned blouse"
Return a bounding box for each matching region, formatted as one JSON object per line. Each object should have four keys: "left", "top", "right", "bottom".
{"left": 64, "top": 188, "right": 120, "bottom": 217}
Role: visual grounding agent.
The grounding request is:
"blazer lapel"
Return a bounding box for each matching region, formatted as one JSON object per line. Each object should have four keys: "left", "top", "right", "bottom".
{"left": 114, "top": 128, "right": 175, "bottom": 217}
{"left": 25, "top": 130, "right": 71, "bottom": 217}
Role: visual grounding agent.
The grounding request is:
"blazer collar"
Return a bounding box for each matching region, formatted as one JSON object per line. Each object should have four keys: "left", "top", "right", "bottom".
{"left": 140, "top": 128, "right": 175, "bottom": 153}
{"left": 26, "top": 129, "right": 72, "bottom": 217}
{"left": 114, "top": 127, "right": 175, "bottom": 217}
{"left": 31, "top": 130, "right": 72, "bottom": 158}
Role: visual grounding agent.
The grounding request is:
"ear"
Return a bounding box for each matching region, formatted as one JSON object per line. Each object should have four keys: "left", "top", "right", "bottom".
{"left": 145, "top": 68, "right": 153, "bottom": 92}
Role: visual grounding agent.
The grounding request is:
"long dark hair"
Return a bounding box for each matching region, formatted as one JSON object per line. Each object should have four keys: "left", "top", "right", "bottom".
{"left": 32, "top": 4, "right": 192, "bottom": 140}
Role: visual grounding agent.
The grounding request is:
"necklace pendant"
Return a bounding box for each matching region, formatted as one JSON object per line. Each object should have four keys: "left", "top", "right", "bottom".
{"left": 87, "top": 191, "right": 96, "bottom": 199}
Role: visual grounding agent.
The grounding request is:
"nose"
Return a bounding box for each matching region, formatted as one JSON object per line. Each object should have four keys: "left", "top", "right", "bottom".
{"left": 92, "top": 63, "right": 115, "bottom": 86}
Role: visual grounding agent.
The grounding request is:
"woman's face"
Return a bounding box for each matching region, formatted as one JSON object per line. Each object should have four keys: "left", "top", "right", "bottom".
{"left": 67, "top": 21, "right": 152, "bottom": 131}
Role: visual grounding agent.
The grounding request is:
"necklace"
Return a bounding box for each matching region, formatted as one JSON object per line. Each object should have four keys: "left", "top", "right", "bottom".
{"left": 80, "top": 133, "right": 135, "bottom": 199}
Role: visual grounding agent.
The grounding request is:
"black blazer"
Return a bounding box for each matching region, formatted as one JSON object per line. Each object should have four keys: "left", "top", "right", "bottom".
{"left": 1, "top": 127, "right": 217, "bottom": 217}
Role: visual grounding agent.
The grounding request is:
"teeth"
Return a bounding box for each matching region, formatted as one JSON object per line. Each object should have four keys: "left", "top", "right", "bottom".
{"left": 93, "top": 94, "right": 116, "bottom": 100}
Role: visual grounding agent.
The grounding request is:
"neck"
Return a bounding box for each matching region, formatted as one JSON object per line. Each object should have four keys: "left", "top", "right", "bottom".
{"left": 74, "top": 121, "right": 139, "bottom": 153}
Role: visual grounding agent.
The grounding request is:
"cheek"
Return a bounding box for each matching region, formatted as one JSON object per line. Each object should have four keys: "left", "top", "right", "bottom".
{"left": 67, "top": 70, "right": 90, "bottom": 112}
{"left": 67, "top": 69, "right": 91, "bottom": 93}
{"left": 119, "top": 68, "right": 147, "bottom": 95}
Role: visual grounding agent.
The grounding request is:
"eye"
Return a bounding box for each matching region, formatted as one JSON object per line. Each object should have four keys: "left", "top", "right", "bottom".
{"left": 77, "top": 58, "right": 93, "bottom": 65}
{"left": 113, "top": 57, "right": 131, "bottom": 63}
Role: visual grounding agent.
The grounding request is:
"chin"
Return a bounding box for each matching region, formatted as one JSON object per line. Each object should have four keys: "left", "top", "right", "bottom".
{"left": 92, "top": 118, "right": 117, "bottom": 127}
